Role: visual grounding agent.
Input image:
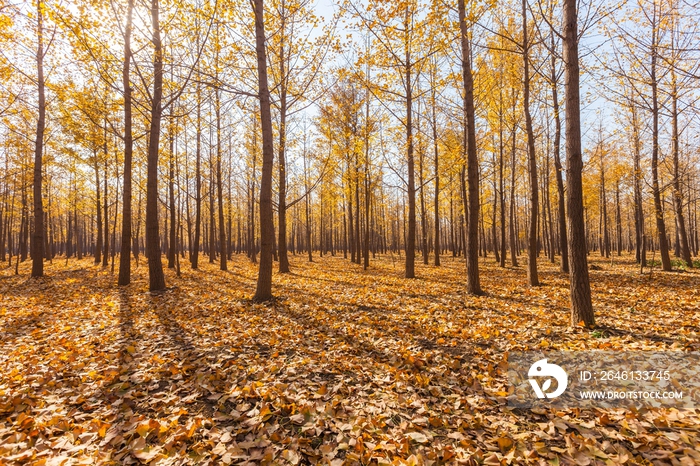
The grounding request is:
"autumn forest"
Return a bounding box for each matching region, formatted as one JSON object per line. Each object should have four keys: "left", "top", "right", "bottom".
{"left": 1, "top": 0, "right": 699, "bottom": 463}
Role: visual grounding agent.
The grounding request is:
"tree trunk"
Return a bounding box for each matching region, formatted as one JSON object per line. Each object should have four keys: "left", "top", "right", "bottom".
{"left": 252, "top": 0, "right": 275, "bottom": 302}
{"left": 550, "top": 39, "right": 569, "bottom": 273}
{"left": 277, "top": 14, "right": 290, "bottom": 273}
{"left": 354, "top": 152, "right": 361, "bottom": 264}
{"left": 650, "top": 25, "right": 671, "bottom": 271}
{"left": 209, "top": 144, "right": 215, "bottom": 262}
{"left": 631, "top": 104, "right": 645, "bottom": 265}
{"left": 498, "top": 93, "right": 507, "bottom": 268}
{"left": 145, "top": 0, "right": 166, "bottom": 291}
{"left": 94, "top": 155, "right": 103, "bottom": 265}
{"left": 419, "top": 142, "right": 428, "bottom": 265}
{"left": 404, "top": 8, "right": 416, "bottom": 279}
{"left": 671, "top": 81, "right": 692, "bottom": 267}
{"left": 563, "top": 0, "right": 594, "bottom": 327}
{"left": 616, "top": 181, "right": 622, "bottom": 256}
{"left": 458, "top": 0, "right": 481, "bottom": 294}
{"left": 118, "top": 0, "right": 134, "bottom": 285}
{"left": 364, "top": 86, "right": 371, "bottom": 270}
{"left": 431, "top": 84, "right": 440, "bottom": 266}
{"left": 168, "top": 116, "right": 176, "bottom": 268}
{"left": 600, "top": 153, "right": 610, "bottom": 258}
{"left": 31, "top": 0, "right": 46, "bottom": 278}
{"left": 509, "top": 105, "right": 518, "bottom": 267}
{"left": 103, "top": 157, "right": 109, "bottom": 267}
{"left": 216, "top": 89, "right": 227, "bottom": 271}
{"left": 522, "top": 0, "right": 539, "bottom": 286}
{"left": 192, "top": 81, "right": 202, "bottom": 269}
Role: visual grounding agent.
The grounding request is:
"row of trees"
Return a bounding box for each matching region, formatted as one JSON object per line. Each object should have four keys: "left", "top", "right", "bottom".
{"left": 2, "top": 0, "right": 699, "bottom": 327}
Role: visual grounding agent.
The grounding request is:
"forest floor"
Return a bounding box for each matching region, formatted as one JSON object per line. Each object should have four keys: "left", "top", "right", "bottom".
{"left": 1, "top": 252, "right": 699, "bottom": 465}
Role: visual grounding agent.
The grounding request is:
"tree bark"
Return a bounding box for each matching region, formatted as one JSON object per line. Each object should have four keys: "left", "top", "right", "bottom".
{"left": 599, "top": 150, "right": 610, "bottom": 258}
{"left": 168, "top": 115, "right": 176, "bottom": 268}
{"left": 671, "top": 80, "right": 692, "bottom": 267}
{"left": 550, "top": 37, "right": 568, "bottom": 273}
{"left": 216, "top": 89, "right": 227, "bottom": 271}
{"left": 103, "top": 157, "right": 109, "bottom": 267}
{"left": 650, "top": 22, "right": 672, "bottom": 271}
{"left": 94, "top": 154, "right": 103, "bottom": 265}
{"left": 252, "top": 0, "right": 275, "bottom": 302}
{"left": 145, "top": 0, "right": 166, "bottom": 291}
{"left": 431, "top": 81, "right": 440, "bottom": 266}
{"left": 509, "top": 94, "right": 519, "bottom": 267}
{"left": 277, "top": 12, "right": 290, "bottom": 273}
{"left": 458, "top": 0, "right": 482, "bottom": 294}
{"left": 631, "top": 103, "right": 645, "bottom": 265}
{"left": 364, "top": 93, "right": 371, "bottom": 270}
{"left": 404, "top": 8, "right": 416, "bottom": 279}
{"left": 563, "top": 0, "right": 594, "bottom": 327}
{"left": 32, "top": 0, "right": 46, "bottom": 278}
{"left": 192, "top": 81, "right": 202, "bottom": 269}
{"left": 522, "top": 0, "right": 539, "bottom": 286}
{"left": 118, "top": 0, "right": 134, "bottom": 285}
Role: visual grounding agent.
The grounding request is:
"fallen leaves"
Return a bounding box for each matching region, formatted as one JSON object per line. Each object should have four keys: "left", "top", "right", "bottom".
{"left": 0, "top": 255, "right": 699, "bottom": 464}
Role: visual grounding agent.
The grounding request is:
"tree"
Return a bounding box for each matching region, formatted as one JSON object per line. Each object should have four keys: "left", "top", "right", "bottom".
{"left": 31, "top": 0, "right": 47, "bottom": 278}
{"left": 144, "top": 0, "right": 166, "bottom": 291}
{"left": 457, "top": 0, "right": 482, "bottom": 294}
{"left": 548, "top": 32, "right": 568, "bottom": 273}
{"left": 521, "top": 0, "right": 538, "bottom": 286}
{"left": 118, "top": 0, "right": 135, "bottom": 286}
{"left": 562, "top": 0, "right": 594, "bottom": 327}
{"left": 252, "top": 0, "right": 276, "bottom": 302}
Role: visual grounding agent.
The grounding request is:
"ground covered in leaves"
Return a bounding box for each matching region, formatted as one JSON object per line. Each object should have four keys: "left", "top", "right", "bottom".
{"left": 1, "top": 253, "right": 699, "bottom": 465}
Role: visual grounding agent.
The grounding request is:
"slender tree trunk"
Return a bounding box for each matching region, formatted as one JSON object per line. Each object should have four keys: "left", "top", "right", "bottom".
{"left": 650, "top": 25, "right": 671, "bottom": 271}
{"left": 118, "top": 0, "right": 134, "bottom": 285}
{"left": 615, "top": 181, "right": 622, "bottom": 256}
{"left": 498, "top": 93, "right": 507, "bottom": 268}
{"left": 252, "top": 0, "right": 275, "bottom": 301}
{"left": 509, "top": 111, "right": 518, "bottom": 267}
{"left": 277, "top": 13, "right": 290, "bottom": 273}
{"left": 249, "top": 116, "right": 258, "bottom": 264}
{"left": 103, "top": 157, "right": 109, "bottom": 267}
{"left": 348, "top": 164, "right": 355, "bottom": 263}
{"left": 550, "top": 40, "right": 569, "bottom": 273}
{"left": 216, "top": 89, "right": 227, "bottom": 271}
{"left": 522, "top": 0, "right": 539, "bottom": 286}
{"left": 431, "top": 84, "right": 440, "bottom": 266}
{"left": 631, "top": 104, "right": 645, "bottom": 265}
{"left": 563, "top": 0, "right": 594, "bottom": 326}
{"left": 492, "top": 171, "right": 500, "bottom": 264}
{"left": 419, "top": 142, "right": 428, "bottom": 265}
{"left": 31, "top": 0, "right": 46, "bottom": 278}
{"left": 192, "top": 82, "right": 202, "bottom": 269}
{"left": 303, "top": 144, "right": 313, "bottom": 262}
{"left": 94, "top": 156, "right": 103, "bottom": 265}
{"left": 671, "top": 81, "right": 692, "bottom": 267}
{"left": 545, "top": 141, "right": 555, "bottom": 263}
{"left": 75, "top": 204, "right": 82, "bottom": 260}
{"left": 354, "top": 153, "right": 361, "bottom": 265}
{"left": 404, "top": 9, "right": 416, "bottom": 279}
{"left": 145, "top": 0, "right": 166, "bottom": 291}
{"left": 209, "top": 144, "right": 215, "bottom": 262}
{"left": 168, "top": 116, "right": 176, "bottom": 268}
{"left": 364, "top": 84, "right": 371, "bottom": 270}
{"left": 600, "top": 153, "right": 610, "bottom": 258}
{"left": 458, "top": 0, "right": 481, "bottom": 294}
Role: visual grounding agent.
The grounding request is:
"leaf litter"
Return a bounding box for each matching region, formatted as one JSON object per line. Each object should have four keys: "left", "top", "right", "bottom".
{"left": 1, "top": 255, "right": 699, "bottom": 465}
